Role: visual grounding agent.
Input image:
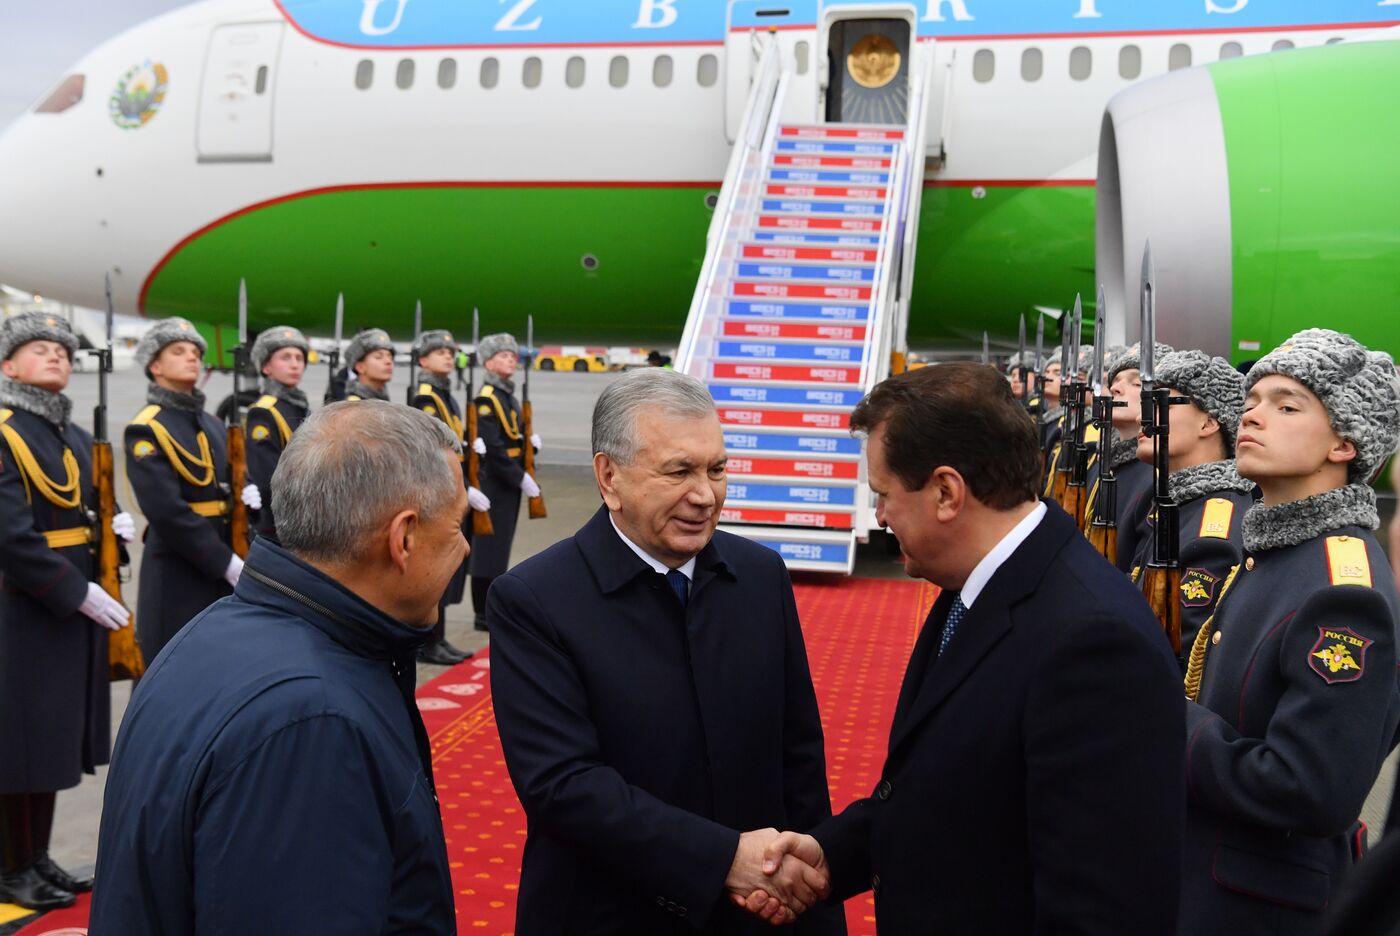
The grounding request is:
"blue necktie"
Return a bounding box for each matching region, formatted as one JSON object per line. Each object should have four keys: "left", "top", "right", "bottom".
{"left": 937, "top": 593, "right": 967, "bottom": 659}
{"left": 666, "top": 569, "right": 689, "bottom": 609}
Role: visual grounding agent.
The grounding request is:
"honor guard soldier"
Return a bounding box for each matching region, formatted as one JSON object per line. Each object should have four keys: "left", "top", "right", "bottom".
{"left": 469, "top": 333, "right": 541, "bottom": 630}
{"left": 126, "top": 319, "right": 254, "bottom": 664}
{"left": 0, "top": 313, "right": 133, "bottom": 911}
{"left": 1125, "top": 350, "right": 1254, "bottom": 661}
{"left": 245, "top": 325, "right": 310, "bottom": 542}
{"left": 1180, "top": 329, "right": 1400, "bottom": 936}
{"left": 1037, "top": 353, "right": 1064, "bottom": 455}
{"left": 1096, "top": 342, "right": 1172, "bottom": 572}
{"left": 344, "top": 328, "right": 394, "bottom": 402}
{"left": 410, "top": 328, "right": 489, "bottom": 665}
{"left": 1006, "top": 352, "right": 1030, "bottom": 402}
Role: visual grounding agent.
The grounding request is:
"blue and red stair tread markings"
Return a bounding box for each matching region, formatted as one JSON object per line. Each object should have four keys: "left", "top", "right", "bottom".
{"left": 723, "top": 320, "right": 868, "bottom": 341}
{"left": 725, "top": 300, "right": 869, "bottom": 322}
{"left": 758, "top": 215, "right": 883, "bottom": 232}
{"left": 742, "top": 244, "right": 879, "bottom": 264}
{"left": 713, "top": 362, "right": 861, "bottom": 385}
{"left": 719, "top": 407, "right": 851, "bottom": 430}
{"left": 780, "top": 125, "right": 905, "bottom": 141}
{"left": 738, "top": 263, "right": 875, "bottom": 282}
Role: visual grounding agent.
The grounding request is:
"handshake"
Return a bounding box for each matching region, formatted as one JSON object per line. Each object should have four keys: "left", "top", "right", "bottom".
{"left": 725, "top": 829, "right": 829, "bottom": 925}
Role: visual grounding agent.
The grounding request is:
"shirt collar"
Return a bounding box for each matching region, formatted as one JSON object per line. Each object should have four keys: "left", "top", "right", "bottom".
{"left": 609, "top": 515, "right": 697, "bottom": 581}
{"left": 959, "top": 501, "right": 1047, "bottom": 609}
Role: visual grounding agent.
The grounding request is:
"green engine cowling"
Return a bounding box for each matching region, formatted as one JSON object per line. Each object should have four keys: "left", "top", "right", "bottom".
{"left": 1097, "top": 38, "right": 1400, "bottom": 366}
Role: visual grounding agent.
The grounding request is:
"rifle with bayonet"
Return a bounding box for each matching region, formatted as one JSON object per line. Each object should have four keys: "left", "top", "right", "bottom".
{"left": 407, "top": 299, "right": 423, "bottom": 405}
{"left": 1030, "top": 314, "right": 1045, "bottom": 424}
{"left": 466, "top": 309, "right": 494, "bottom": 535}
{"left": 1086, "top": 284, "right": 1124, "bottom": 556}
{"left": 1137, "top": 243, "right": 1185, "bottom": 654}
{"left": 1016, "top": 314, "right": 1030, "bottom": 411}
{"left": 1059, "top": 296, "right": 1088, "bottom": 524}
{"left": 94, "top": 274, "right": 143, "bottom": 680}
{"left": 325, "top": 292, "right": 344, "bottom": 404}
{"left": 522, "top": 315, "right": 546, "bottom": 519}
{"left": 980, "top": 331, "right": 990, "bottom": 368}
{"left": 228, "top": 280, "right": 251, "bottom": 558}
{"left": 1048, "top": 309, "right": 1076, "bottom": 506}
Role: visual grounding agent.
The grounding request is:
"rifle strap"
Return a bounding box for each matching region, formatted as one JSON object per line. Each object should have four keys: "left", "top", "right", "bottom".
{"left": 1183, "top": 563, "right": 1242, "bottom": 701}
{"left": 0, "top": 412, "right": 82, "bottom": 509}
{"left": 133, "top": 405, "right": 216, "bottom": 488}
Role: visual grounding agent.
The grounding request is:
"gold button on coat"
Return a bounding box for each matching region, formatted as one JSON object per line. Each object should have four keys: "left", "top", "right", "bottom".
{"left": 1245, "top": 557, "right": 1255, "bottom": 571}
{"left": 1212, "top": 631, "right": 1222, "bottom": 645}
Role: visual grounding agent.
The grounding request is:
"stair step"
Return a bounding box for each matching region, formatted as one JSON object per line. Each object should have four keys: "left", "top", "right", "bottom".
{"left": 773, "top": 154, "right": 892, "bottom": 169}
{"left": 730, "top": 526, "right": 856, "bottom": 572}
{"left": 726, "top": 454, "right": 862, "bottom": 480}
{"left": 713, "top": 360, "right": 861, "bottom": 384}
{"left": 779, "top": 124, "right": 904, "bottom": 141}
{"left": 724, "top": 300, "right": 868, "bottom": 322}
{"left": 715, "top": 341, "right": 864, "bottom": 364}
{"left": 719, "top": 506, "right": 854, "bottom": 530}
{"left": 756, "top": 215, "right": 883, "bottom": 233}
{"left": 733, "top": 281, "right": 872, "bottom": 301}
{"left": 761, "top": 200, "right": 885, "bottom": 216}
{"left": 709, "top": 383, "right": 865, "bottom": 408}
{"left": 751, "top": 231, "right": 882, "bottom": 246}
{"left": 718, "top": 406, "right": 852, "bottom": 430}
{"left": 776, "top": 140, "right": 898, "bottom": 156}
{"left": 766, "top": 183, "right": 889, "bottom": 200}
{"left": 723, "top": 428, "right": 863, "bottom": 456}
{"left": 721, "top": 320, "right": 868, "bottom": 341}
{"left": 727, "top": 480, "right": 858, "bottom": 507}
{"left": 737, "top": 262, "right": 875, "bottom": 282}
{"left": 769, "top": 169, "right": 891, "bottom": 185}
{"left": 741, "top": 243, "right": 879, "bottom": 264}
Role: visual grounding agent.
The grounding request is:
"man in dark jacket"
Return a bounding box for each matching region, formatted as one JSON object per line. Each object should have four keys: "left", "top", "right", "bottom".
{"left": 89, "top": 400, "right": 464, "bottom": 933}
{"left": 489, "top": 368, "right": 843, "bottom": 935}
{"left": 751, "top": 363, "right": 1184, "bottom": 934}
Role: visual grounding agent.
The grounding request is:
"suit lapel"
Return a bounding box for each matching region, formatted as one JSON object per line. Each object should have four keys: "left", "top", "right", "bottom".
{"left": 888, "top": 594, "right": 950, "bottom": 744}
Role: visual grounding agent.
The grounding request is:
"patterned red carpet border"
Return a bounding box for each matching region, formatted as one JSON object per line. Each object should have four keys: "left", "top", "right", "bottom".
{"left": 15, "top": 576, "right": 934, "bottom": 935}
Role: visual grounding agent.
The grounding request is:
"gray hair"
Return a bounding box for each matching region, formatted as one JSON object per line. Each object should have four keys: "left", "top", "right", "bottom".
{"left": 273, "top": 400, "right": 462, "bottom": 562}
{"left": 592, "top": 369, "right": 717, "bottom": 464}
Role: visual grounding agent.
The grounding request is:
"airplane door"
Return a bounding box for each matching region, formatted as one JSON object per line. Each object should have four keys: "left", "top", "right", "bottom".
{"left": 197, "top": 22, "right": 284, "bottom": 163}
{"left": 825, "top": 17, "right": 910, "bottom": 124}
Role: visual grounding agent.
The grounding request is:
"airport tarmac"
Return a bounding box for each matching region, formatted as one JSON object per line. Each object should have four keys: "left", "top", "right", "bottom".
{"left": 32, "top": 360, "right": 1400, "bottom": 878}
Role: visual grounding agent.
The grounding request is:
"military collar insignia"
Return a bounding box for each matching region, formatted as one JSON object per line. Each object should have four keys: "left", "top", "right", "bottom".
{"left": 0, "top": 377, "right": 72, "bottom": 427}
{"left": 1241, "top": 483, "right": 1379, "bottom": 552}
{"left": 1308, "top": 626, "right": 1371, "bottom": 684}
{"left": 1168, "top": 459, "right": 1254, "bottom": 504}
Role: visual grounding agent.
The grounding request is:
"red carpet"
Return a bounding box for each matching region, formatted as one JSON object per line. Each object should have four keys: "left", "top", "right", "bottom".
{"left": 17, "top": 576, "right": 934, "bottom": 935}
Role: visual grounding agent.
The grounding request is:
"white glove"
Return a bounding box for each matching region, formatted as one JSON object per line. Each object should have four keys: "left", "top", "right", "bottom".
{"left": 520, "top": 474, "right": 541, "bottom": 498}
{"left": 241, "top": 483, "right": 262, "bottom": 511}
{"left": 111, "top": 511, "right": 136, "bottom": 543}
{"left": 530, "top": 433, "right": 542, "bottom": 452}
{"left": 472, "top": 436, "right": 487, "bottom": 456}
{"left": 468, "top": 487, "right": 492, "bottom": 512}
{"left": 80, "top": 582, "right": 129, "bottom": 631}
{"left": 224, "top": 554, "right": 245, "bottom": 588}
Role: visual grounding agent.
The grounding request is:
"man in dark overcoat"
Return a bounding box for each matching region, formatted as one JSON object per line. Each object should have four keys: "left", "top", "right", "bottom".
{"left": 0, "top": 313, "right": 132, "bottom": 910}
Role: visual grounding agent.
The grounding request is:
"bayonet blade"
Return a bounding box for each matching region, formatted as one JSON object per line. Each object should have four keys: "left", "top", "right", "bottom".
{"left": 981, "top": 331, "right": 989, "bottom": 366}
{"left": 527, "top": 314, "right": 534, "bottom": 363}
{"left": 1017, "top": 313, "right": 1026, "bottom": 363}
{"left": 334, "top": 293, "right": 344, "bottom": 348}
{"left": 237, "top": 278, "right": 248, "bottom": 347}
{"left": 1071, "top": 294, "right": 1083, "bottom": 374}
{"left": 1034, "top": 314, "right": 1044, "bottom": 371}
{"left": 413, "top": 299, "right": 423, "bottom": 339}
{"left": 1140, "top": 241, "right": 1156, "bottom": 384}
{"left": 103, "top": 273, "right": 115, "bottom": 347}
{"left": 1093, "top": 285, "right": 1106, "bottom": 393}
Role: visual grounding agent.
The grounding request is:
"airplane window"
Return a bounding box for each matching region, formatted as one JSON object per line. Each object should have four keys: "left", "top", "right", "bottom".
{"left": 35, "top": 74, "right": 84, "bottom": 113}
{"left": 796, "top": 41, "right": 810, "bottom": 75}
{"left": 698, "top": 54, "right": 719, "bottom": 87}
{"left": 653, "top": 55, "right": 674, "bottom": 87}
{"left": 972, "top": 49, "right": 994, "bottom": 83}
{"left": 566, "top": 56, "right": 586, "bottom": 88}
{"left": 1119, "top": 45, "right": 1141, "bottom": 79}
{"left": 355, "top": 60, "right": 374, "bottom": 90}
{"left": 1219, "top": 42, "right": 1243, "bottom": 60}
{"left": 1272, "top": 39, "right": 1295, "bottom": 51}
{"left": 1069, "top": 46, "right": 1091, "bottom": 80}
{"left": 524, "top": 56, "right": 543, "bottom": 89}
{"left": 438, "top": 59, "right": 457, "bottom": 89}
{"left": 255, "top": 66, "right": 268, "bottom": 95}
{"left": 610, "top": 56, "right": 629, "bottom": 88}
{"left": 480, "top": 57, "right": 499, "bottom": 89}
{"left": 1168, "top": 43, "right": 1192, "bottom": 71}
{"left": 396, "top": 59, "right": 415, "bottom": 90}
{"left": 1020, "top": 48, "right": 1042, "bottom": 81}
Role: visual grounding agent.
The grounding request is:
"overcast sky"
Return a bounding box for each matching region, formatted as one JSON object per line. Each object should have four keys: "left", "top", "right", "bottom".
{"left": 0, "top": 0, "right": 194, "bottom": 129}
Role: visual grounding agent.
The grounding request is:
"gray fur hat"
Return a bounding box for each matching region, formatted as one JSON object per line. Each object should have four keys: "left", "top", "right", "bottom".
{"left": 345, "top": 328, "right": 394, "bottom": 373}
{"left": 251, "top": 325, "right": 309, "bottom": 372}
{"left": 1074, "top": 344, "right": 1098, "bottom": 377}
{"left": 1156, "top": 350, "right": 1246, "bottom": 454}
{"left": 415, "top": 329, "right": 458, "bottom": 359}
{"left": 477, "top": 332, "right": 519, "bottom": 363}
{"left": 0, "top": 311, "right": 79, "bottom": 361}
{"left": 1005, "top": 351, "right": 1030, "bottom": 376}
{"left": 135, "top": 317, "right": 207, "bottom": 378}
{"left": 1107, "top": 341, "right": 1175, "bottom": 387}
{"left": 1247, "top": 328, "right": 1400, "bottom": 482}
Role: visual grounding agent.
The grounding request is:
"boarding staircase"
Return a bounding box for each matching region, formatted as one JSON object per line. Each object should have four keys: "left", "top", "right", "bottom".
{"left": 678, "top": 42, "right": 934, "bottom": 573}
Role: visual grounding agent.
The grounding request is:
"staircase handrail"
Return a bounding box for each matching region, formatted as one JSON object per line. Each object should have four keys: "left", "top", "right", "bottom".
{"left": 677, "top": 43, "right": 784, "bottom": 375}
{"left": 894, "top": 47, "right": 938, "bottom": 364}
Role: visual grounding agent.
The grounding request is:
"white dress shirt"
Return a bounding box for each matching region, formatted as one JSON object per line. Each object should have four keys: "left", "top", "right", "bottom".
{"left": 958, "top": 502, "right": 1047, "bottom": 609}
{"left": 609, "top": 516, "right": 697, "bottom": 582}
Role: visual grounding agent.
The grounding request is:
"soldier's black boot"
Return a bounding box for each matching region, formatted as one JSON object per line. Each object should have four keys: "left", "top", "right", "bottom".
{"left": 33, "top": 851, "right": 92, "bottom": 893}
{"left": 473, "top": 614, "right": 489, "bottom": 633}
{"left": 417, "top": 640, "right": 465, "bottom": 666}
{"left": 0, "top": 865, "right": 76, "bottom": 911}
{"left": 438, "top": 639, "right": 473, "bottom": 663}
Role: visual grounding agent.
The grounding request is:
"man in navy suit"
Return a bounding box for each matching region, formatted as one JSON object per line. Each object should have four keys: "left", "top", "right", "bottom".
{"left": 751, "top": 362, "right": 1184, "bottom": 934}
{"left": 489, "top": 368, "right": 844, "bottom": 935}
